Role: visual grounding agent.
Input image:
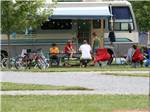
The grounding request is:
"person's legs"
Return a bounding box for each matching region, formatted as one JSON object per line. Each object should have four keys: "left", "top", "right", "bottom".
{"left": 80, "top": 59, "right": 84, "bottom": 67}
{"left": 66, "top": 53, "right": 70, "bottom": 60}
{"left": 54, "top": 56, "right": 60, "bottom": 66}
{"left": 85, "top": 59, "right": 91, "bottom": 67}
{"left": 50, "top": 56, "right": 58, "bottom": 65}
{"left": 80, "top": 59, "right": 91, "bottom": 67}
{"left": 140, "top": 60, "right": 143, "bottom": 67}
{"left": 132, "top": 60, "right": 136, "bottom": 68}
{"left": 62, "top": 53, "right": 70, "bottom": 66}
{"left": 145, "top": 59, "right": 150, "bottom": 67}
{"left": 50, "top": 56, "right": 54, "bottom": 65}
{"left": 69, "top": 52, "right": 74, "bottom": 58}
{"left": 84, "top": 60, "right": 87, "bottom": 67}
{"left": 80, "top": 59, "right": 86, "bottom": 67}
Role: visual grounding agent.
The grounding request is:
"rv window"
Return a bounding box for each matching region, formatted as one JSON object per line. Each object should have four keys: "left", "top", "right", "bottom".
{"left": 121, "top": 23, "right": 128, "bottom": 30}
{"left": 41, "top": 19, "right": 72, "bottom": 30}
{"left": 93, "top": 20, "right": 101, "bottom": 29}
{"left": 112, "top": 7, "right": 132, "bottom": 19}
{"left": 112, "top": 22, "right": 133, "bottom": 31}
{"left": 114, "top": 22, "right": 120, "bottom": 31}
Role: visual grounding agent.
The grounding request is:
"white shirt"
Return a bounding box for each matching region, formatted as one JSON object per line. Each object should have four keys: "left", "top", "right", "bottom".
{"left": 79, "top": 44, "right": 92, "bottom": 59}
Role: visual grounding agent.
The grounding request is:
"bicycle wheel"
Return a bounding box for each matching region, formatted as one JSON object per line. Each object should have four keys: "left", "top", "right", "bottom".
{"left": 15, "top": 57, "right": 28, "bottom": 70}
{"left": 1, "top": 58, "right": 8, "bottom": 68}
{"left": 36, "top": 57, "right": 48, "bottom": 69}
{"left": 1, "top": 58, "right": 15, "bottom": 69}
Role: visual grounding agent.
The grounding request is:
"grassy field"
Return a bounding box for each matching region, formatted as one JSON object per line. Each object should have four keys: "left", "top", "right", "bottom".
{"left": 2, "top": 65, "right": 150, "bottom": 72}
{"left": 2, "top": 65, "right": 149, "bottom": 77}
{"left": 1, "top": 82, "right": 92, "bottom": 91}
{"left": 1, "top": 95, "right": 148, "bottom": 112}
{"left": 103, "top": 73, "right": 149, "bottom": 77}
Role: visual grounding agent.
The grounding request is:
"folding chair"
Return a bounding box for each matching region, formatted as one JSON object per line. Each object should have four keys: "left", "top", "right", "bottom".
{"left": 132, "top": 48, "right": 144, "bottom": 67}
{"left": 94, "top": 48, "right": 111, "bottom": 67}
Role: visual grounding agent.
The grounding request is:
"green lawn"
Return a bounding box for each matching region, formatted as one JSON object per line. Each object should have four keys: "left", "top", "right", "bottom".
{"left": 2, "top": 65, "right": 149, "bottom": 77}
{"left": 2, "top": 65, "right": 150, "bottom": 72}
{"left": 103, "top": 73, "right": 149, "bottom": 77}
{"left": 1, "top": 95, "right": 148, "bottom": 112}
{"left": 1, "top": 82, "right": 92, "bottom": 91}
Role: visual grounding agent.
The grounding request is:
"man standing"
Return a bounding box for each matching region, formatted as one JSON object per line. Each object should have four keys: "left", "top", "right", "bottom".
{"left": 79, "top": 40, "right": 92, "bottom": 67}
{"left": 92, "top": 32, "right": 100, "bottom": 53}
{"left": 108, "top": 30, "right": 116, "bottom": 45}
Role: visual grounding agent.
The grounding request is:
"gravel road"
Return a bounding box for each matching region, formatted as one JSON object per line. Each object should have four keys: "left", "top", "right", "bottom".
{"left": 0, "top": 71, "right": 149, "bottom": 95}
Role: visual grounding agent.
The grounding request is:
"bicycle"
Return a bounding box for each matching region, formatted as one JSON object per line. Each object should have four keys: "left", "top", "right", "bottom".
{"left": 15, "top": 48, "right": 49, "bottom": 70}
{"left": 1, "top": 57, "right": 16, "bottom": 69}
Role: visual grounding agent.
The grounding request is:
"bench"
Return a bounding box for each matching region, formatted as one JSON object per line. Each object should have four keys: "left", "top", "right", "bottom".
{"left": 49, "top": 53, "right": 81, "bottom": 66}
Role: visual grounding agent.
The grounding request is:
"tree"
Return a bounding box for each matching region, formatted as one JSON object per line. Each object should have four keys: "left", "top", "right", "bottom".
{"left": 1, "top": 0, "right": 56, "bottom": 68}
{"left": 130, "top": 1, "right": 150, "bottom": 32}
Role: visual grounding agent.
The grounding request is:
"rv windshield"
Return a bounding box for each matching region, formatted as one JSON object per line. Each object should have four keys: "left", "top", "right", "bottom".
{"left": 110, "top": 6, "right": 134, "bottom": 31}
{"left": 112, "top": 7, "right": 132, "bottom": 19}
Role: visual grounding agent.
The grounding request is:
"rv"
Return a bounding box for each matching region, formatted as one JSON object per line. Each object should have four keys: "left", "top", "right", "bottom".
{"left": 1, "top": 0, "right": 138, "bottom": 61}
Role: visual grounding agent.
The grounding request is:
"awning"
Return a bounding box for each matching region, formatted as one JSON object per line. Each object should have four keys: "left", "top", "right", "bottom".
{"left": 50, "top": 6, "right": 111, "bottom": 20}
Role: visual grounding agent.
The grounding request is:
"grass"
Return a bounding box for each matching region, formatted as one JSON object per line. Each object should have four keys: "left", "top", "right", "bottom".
{"left": 1, "top": 82, "right": 92, "bottom": 91}
{"left": 1, "top": 65, "right": 150, "bottom": 72}
{"left": 1, "top": 65, "right": 149, "bottom": 77}
{"left": 104, "top": 73, "right": 149, "bottom": 77}
{"left": 1, "top": 95, "right": 148, "bottom": 112}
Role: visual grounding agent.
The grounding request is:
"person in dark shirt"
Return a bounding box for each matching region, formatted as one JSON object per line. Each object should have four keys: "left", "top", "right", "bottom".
{"left": 143, "top": 47, "right": 150, "bottom": 67}
{"left": 108, "top": 30, "right": 116, "bottom": 45}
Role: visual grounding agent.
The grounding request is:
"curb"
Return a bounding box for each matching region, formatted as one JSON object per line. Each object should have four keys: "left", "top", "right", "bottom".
{"left": 1, "top": 90, "right": 148, "bottom": 95}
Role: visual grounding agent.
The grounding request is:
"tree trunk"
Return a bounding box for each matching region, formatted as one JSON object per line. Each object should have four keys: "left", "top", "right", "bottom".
{"left": 147, "top": 31, "right": 150, "bottom": 46}
{"left": 7, "top": 34, "right": 11, "bottom": 69}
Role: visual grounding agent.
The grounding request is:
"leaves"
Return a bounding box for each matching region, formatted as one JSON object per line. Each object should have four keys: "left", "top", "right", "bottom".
{"left": 1, "top": 0, "right": 55, "bottom": 34}
{"left": 130, "top": 1, "right": 150, "bottom": 31}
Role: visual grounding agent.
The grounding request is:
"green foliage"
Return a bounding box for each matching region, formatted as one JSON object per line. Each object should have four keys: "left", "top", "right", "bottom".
{"left": 1, "top": 0, "right": 55, "bottom": 34}
{"left": 130, "top": 1, "right": 150, "bottom": 31}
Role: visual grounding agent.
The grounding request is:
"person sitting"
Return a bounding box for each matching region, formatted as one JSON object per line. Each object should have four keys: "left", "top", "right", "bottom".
{"left": 143, "top": 47, "right": 150, "bottom": 67}
{"left": 64, "top": 40, "right": 75, "bottom": 59}
{"left": 132, "top": 45, "right": 144, "bottom": 67}
{"left": 49, "top": 43, "right": 60, "bottom": 66}
{"left": 126, "top": 46, "right": 136, "bottom": 64}
{"left": 79, "top": 40, "right": 92, "bottom": 67}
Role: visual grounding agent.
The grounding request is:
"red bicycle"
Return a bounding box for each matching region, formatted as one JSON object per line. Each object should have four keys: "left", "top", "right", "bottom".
{"left": 15, "top": 49, "right": 49, "bottom": 70}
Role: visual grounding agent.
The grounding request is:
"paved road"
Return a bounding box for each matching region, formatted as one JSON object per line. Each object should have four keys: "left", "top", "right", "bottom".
{"left": 0, "top": 71, "right": 149, "bottom": 95}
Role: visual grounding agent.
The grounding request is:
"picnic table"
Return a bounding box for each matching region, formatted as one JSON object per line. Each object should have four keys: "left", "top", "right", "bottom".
{"left": 49, "top": 52, "right": 81, "bottom": 66}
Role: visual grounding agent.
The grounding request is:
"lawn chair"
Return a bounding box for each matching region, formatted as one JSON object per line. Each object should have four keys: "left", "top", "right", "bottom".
{"left": 132, "top": 48, "right": 144, "bottom": 67}
{"left": 94, "top": 48, "right": 111, "bottom": 67}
